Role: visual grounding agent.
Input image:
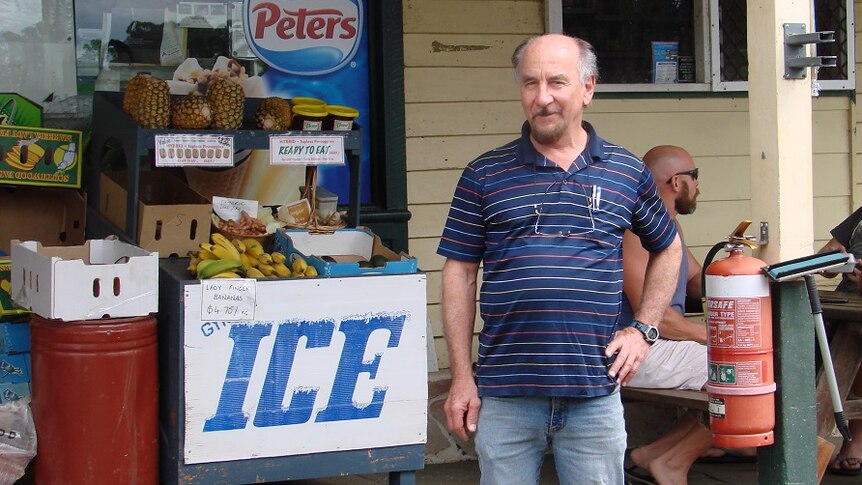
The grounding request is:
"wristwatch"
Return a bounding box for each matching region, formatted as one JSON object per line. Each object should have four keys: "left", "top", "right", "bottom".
{"left": 629, "top": 320, "right": 659, "bottom": 344}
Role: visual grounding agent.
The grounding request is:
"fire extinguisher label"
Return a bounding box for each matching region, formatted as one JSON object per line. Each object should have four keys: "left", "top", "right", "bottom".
{"left": 707, "top": 297, "right": 763, "bottom": 349}
{"left": 708, "top": 360, "right": 764, "bottom": 386}
{"left": 709, "top": 397, "right": 726, "bottom": 418}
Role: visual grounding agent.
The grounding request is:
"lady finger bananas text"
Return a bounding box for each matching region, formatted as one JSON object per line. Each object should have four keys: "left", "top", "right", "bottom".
{"left": 187, "top": 234, "right": 317, "bottom": 280}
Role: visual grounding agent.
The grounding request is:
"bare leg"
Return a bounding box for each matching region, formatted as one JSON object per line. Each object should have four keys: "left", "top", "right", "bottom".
{"left": 648, "top": 421, "right": 714, "bottom": 485}
{"left": 630, "top": 415, "right": 699, "bottom": 470}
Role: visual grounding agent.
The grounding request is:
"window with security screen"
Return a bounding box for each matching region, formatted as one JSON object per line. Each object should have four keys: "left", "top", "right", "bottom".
{"left": 553, "top": 0, "right": 854, "bottom": 92}
{"left": 714, "top": 0, "right": 854, "bottom": 90}
{"left": 561, "top": 0, "right": 702, "bottom": 87}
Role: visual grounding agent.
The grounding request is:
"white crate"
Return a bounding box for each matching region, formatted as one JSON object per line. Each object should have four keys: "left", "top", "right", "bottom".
{"left": 10, "top": 239, "right": 158, "bottom": 321}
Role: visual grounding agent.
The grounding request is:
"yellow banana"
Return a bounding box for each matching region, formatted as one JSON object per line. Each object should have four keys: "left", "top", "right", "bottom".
{"left": 240, "top": 253, "right": 253, "bottom": 270}
{"left": 200, "top": 242, "right": 215, "bottom": 253}
{"left": 246, "top": 267, "right": 265, "bottom": 279}
{"left": 291, "top": 255, "right": 308, "bottom": 274}
{"left": 258, "top": 263, "right": 275, "bottom": 276}
{"left": 245, "top": 253, "right": 260, "bottom": 268}
{"left": 211, "top": 244, "right": 239, "bottom": 261}
{"left": 232, "top": 238, "right": 246, "bottom": 254}
{"left": 273, "top": 262, "right": 290, "bottom": 277}
{"left": 243, "top": 238, "right": 265, "bottom": 257}
{"left": 271, "top": 251, "right": 286, "bottom": 264}
{"left": 304, "top": 265, "right": 318, "bottom": 277}
{"left": 199, "top": 248, "right": 218, "bottom": 260}
{"left": 211, "top": 233, "right": 242, "bottom": 260}
{"left": 198, "top": 258, "right": 243, "bottom": 279}
{"left": 0, "top": 279, "right": 10, "bottom": 293}
{"left": 211, "top": 271, "right": 243, "bottom": 278}
{"left": 186, "top": 256, "right": 201, "bottom": 275}
{"left": 257, "top": 252, "right": 273, "bottom": 265}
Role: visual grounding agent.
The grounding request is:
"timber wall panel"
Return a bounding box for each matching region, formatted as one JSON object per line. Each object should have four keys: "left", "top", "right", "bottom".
{"left": 406, "top": 0, "right": 856, "bottom": 370}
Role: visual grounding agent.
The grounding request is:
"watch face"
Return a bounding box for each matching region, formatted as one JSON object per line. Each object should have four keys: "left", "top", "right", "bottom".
{"left": 645, "top": 327, "right": 659, "bottom": 341}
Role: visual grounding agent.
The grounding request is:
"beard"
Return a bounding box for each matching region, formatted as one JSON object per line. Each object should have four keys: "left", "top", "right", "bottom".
{"left": 675, "top": 184, "right": 699, "bottom": 215}
{"left": 530, "top": 109, "right": 569, "bottom": 144}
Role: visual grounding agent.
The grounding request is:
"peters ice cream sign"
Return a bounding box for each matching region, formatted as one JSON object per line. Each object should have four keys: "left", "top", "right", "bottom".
{"left": 244, "top": 0, "right": 364, "bottom": 75}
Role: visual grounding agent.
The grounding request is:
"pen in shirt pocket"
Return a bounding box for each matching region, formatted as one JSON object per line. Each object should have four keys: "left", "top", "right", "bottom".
{"left": 591, "top": 185, "right": 601, "bottom": 210}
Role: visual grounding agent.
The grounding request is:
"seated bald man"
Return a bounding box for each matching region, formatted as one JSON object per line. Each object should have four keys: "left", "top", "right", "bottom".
{"left": 623, "top": 146, "right": 753, "bottom": 483}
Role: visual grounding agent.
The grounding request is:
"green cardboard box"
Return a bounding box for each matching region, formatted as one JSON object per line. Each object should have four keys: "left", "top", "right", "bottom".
{"left": 0, "top": 94, "right": 41, "bottom": 128}
{"left": 0, "top": 125, "right": 82, "bottom": 188}
{"left": 0, "top": 259, "right": 29, "bottom": 323}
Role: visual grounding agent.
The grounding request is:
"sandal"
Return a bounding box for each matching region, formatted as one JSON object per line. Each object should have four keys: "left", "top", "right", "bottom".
{"left": 829, "top": 455, "right": 862, "bottom": 476}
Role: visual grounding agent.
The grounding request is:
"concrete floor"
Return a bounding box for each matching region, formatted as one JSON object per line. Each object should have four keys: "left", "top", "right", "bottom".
{"left": 285, "top": 458, "right": 861, "bottom": 484}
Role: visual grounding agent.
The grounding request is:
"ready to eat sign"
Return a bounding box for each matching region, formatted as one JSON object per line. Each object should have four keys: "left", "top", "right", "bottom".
{"left": 243, "top": 0, "right": 363, "bottom": 75}
{"left": 182, "top": 273, "right": 427, "bottom": 464}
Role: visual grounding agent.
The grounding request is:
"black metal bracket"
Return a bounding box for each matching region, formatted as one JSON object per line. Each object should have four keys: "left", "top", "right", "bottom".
{"left": 784, "top": 23, "right": 837, "bottom": 79}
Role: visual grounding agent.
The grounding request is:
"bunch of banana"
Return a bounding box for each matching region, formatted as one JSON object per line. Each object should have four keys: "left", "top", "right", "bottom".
{"left": 236, "top": 237, "right": 288, "bottom": 279}
{"left": 187, "top": 233, "right": 319, "bottom": 280}
{"left": 186, "top": 232, "right": 245, "bottom": 279}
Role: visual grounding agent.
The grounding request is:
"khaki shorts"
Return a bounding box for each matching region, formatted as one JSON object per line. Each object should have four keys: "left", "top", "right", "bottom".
{"left": 629, "top": 339, "right": 707, "bottom": 391}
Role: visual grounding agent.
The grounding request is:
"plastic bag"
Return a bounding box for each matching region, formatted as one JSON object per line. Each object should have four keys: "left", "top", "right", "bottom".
{"left": 0, "top": 402, "right": 36, "bottom": 485}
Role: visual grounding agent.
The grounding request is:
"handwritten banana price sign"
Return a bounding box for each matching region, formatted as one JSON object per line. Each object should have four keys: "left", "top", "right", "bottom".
{"left": 183, "top": 273, "right": 427, "bottom": 463}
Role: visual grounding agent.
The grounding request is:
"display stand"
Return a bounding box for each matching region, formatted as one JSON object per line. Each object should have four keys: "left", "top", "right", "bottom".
{"left": 158, "top": 259, "right": 426, "bottom": 484}
{"left": 86, "top": 91, "right": 363, "bottom": 242}
{"left": 87, "top": 91, "right": 425, "bottom": 483}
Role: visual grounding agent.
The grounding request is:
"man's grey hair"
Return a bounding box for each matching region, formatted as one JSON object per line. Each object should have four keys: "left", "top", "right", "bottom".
{"left": 511, "top": 34, "right": 598, "bottom": 85}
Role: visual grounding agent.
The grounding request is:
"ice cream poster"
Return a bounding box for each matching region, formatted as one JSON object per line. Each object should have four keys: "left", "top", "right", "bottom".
{"left": 166, "top": 0, "right": 370, "bottom": 206}
{"left": 0, "top": 126, "right": 83, "bottom": 189}
{"left": 242, "top": 0, "right": 371, "bottom": 207}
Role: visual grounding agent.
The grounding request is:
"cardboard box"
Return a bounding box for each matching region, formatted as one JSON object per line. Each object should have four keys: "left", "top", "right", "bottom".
{"left": 100, "top": 171, "right": 212, "bottom": 257}
{"left": 0, "top": 125, "right": 83, "bottom": 188}
{"left": 0, "top": 259, "right": 29, "bottom": 323}
{"left": 0, "top": 94, "right": 42, "bottom": 127}
{"left": 0, "top": 353, "right": 29, "bottom": 384}
{"left": 10, "top": 239, "right": 158, "bottom": 321}
{"left": 0, "top": 185, "right": 86, "bottom": 254}
{"left": 274, "top": 227, "right": 417, "bottom": 277}
{"left": 0, "top": 323, "right": 29, "bottom": 354}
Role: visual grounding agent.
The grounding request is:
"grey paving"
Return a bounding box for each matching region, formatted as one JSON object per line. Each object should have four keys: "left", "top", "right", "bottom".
{"left": 285, "top": 458, "right": 860, "bottom": 484}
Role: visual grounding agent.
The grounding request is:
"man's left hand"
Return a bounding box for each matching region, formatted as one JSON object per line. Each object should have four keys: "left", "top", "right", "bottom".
{"left": 605, "top": 327, "right": 651, "bottom": 385}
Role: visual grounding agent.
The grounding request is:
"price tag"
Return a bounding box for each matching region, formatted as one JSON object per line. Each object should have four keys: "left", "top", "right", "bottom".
{"left": 269, "top": 134, "right": 345, "bottom": 166}
{"left": 201, "top": 279, "right": 256, "bottom": 321}
{"left": 155, "top": 134, "right": 234, "bottom": 167}
{"left": 212, "top": 196, "right": 259, "bottom": 222}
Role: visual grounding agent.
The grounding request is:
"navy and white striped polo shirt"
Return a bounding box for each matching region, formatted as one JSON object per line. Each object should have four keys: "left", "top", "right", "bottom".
{"left": 437, "top": 121, "right": 677, "bottom": 398}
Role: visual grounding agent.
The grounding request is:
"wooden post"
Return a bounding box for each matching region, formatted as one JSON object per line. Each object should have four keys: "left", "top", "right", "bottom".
{"left": 747, "top": 0, "right": 815, "bottom": 264}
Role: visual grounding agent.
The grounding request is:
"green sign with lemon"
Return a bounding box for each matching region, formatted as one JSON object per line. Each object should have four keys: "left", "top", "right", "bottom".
{"left": 0, "top": 125, "right": 82, "bottom": 188}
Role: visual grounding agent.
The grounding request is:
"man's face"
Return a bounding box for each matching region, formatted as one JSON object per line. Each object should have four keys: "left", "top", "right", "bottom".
{"left": 518, "top": 39, "right": 595, "bottom": 145}
{"left": 674, "top": 168, "right": 699, "bottom": 215}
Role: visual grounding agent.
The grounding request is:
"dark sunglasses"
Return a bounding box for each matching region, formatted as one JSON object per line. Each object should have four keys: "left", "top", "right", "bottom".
{"left": 667, "top": 167, "right": 698, "bottom": 184}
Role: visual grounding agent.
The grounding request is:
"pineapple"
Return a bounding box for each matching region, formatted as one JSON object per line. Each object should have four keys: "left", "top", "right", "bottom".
{"left": 123, "top": 73, "right": 149, "bottom": 114}
{"left": 255, "top": 97, "right": 292, "bottom": 130}
{"left": 171, "top": 93, "right": 212, "bottom": 129}
{"left": 207, "top": 78, "right": 245, "bottom": 129}
{"left": 128, "top": 75, "right": 170, "bottom": 129}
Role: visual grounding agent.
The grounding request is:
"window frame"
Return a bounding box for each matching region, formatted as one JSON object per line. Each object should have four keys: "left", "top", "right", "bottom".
{"left": 547, "top": 0, "right": 855, "bottom": 93}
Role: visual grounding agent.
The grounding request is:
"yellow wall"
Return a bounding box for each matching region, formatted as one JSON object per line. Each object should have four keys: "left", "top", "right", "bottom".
{"left": 405, "top": 0, "right": 858, "bottom": 369}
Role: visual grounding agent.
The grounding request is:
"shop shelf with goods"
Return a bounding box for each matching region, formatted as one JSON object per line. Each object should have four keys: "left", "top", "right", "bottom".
{"left": 85, "top": 91, "right": 363, "bottom": 247}
{"left": 157, "top": 257, "right": 427, "bottom": 484}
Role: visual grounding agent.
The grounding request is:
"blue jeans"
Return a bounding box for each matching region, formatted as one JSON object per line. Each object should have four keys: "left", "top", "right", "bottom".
{"left": 475, "top": 392, "right": 626, "bottom": 485}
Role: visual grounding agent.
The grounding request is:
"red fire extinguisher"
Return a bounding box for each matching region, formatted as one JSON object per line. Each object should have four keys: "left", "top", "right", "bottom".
{"left": 703, "top": 222, "right": 776, "bottom": 448}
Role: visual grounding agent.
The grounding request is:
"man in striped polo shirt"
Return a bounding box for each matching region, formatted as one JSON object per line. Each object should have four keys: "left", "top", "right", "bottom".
{"left": 437, "top": 34, "right": 683, "bottom": 484}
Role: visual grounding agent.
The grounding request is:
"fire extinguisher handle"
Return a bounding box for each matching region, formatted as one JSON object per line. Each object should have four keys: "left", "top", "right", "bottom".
{"left": 804, "top": 275, "right": 823, "bottom": 314}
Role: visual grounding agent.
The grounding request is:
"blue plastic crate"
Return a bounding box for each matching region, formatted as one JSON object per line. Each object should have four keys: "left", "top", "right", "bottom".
{"left": 274, "top": 227, "right": 418, "bottom": 277}
{"left": 0, "top": 382, "right": 29, "bottom": 403}
{"left": 0, "top": 323, "right": 29, "bottom": 354}
{"left": 0, "top": 353, "right": 29, "bottom": 384}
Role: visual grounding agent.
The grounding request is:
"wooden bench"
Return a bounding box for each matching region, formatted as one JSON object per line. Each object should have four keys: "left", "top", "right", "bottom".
{"left": 621, "top": 387, "right": 708, "bottom": 412}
